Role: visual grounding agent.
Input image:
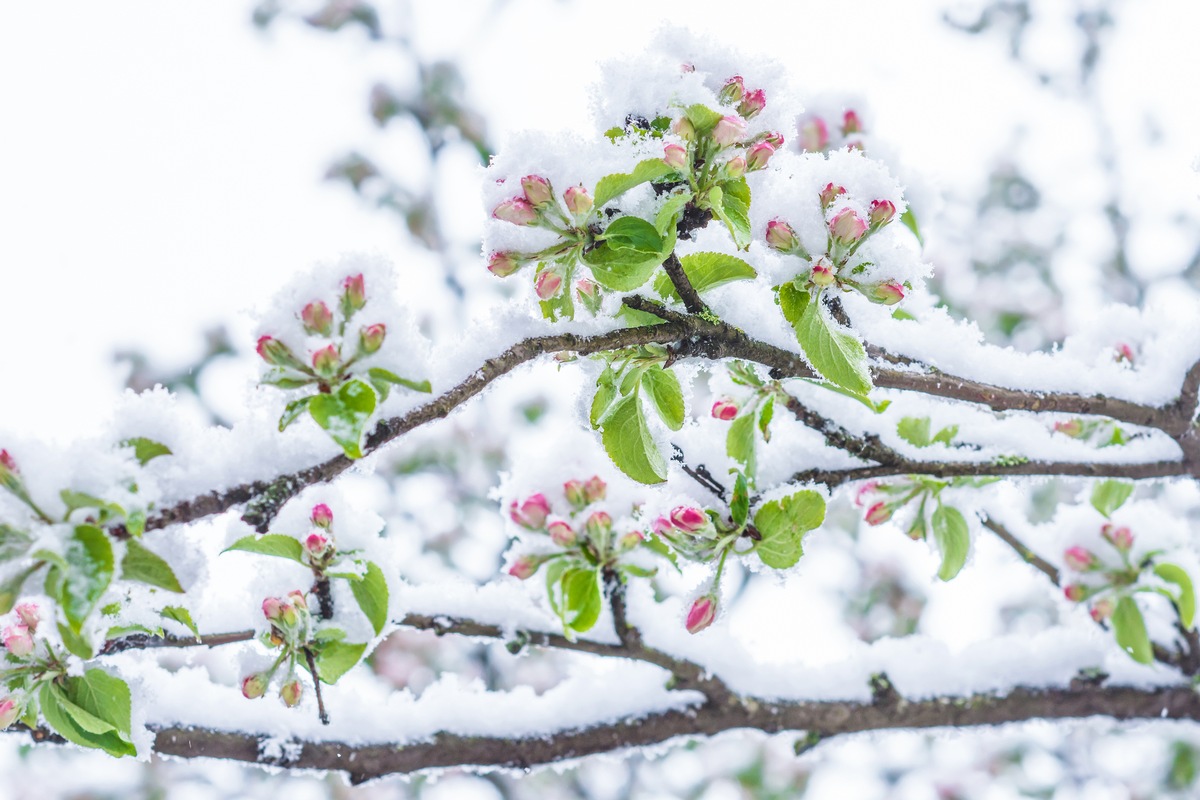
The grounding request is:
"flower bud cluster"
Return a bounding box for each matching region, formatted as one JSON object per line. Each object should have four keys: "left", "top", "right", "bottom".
{"left": 854, "top": 480, "right": 925, "bottom": 532}
{"left": 1060, "top": 524, "right": 1143, "bottom": 623}
{"left": 242, "top": 590, "right": 315, "bottom": 709}
{"left": 0, "top": 603, "right": 47, "bottom": 728}
{"left": 797, "top": 107, "right": 868, "bottom": 153}
{"left": 304, "top": 503, "right": 337, "bottom": 571}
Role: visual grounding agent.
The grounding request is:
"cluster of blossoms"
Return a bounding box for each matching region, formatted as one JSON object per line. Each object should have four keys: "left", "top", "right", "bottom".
{"left": 663, "top": 75, "right": 783, "bottom": 182}
{"left": 0, "top": 604, "right": 52, "bottom": 728}
{"left": 766, "top": 183, "right": 905, "bottom": 306}
{"left": 797, "top": 106, "right": 868, "bottom": 153}
{"left": 856, "top": 480, "right": 913, "bottom": 530}
{"left": 646, "top": 505, "right": 738, "bottom": 635}
{"left": 1062, "top": 524, "right": 1141, "bottom": 622}
{"left": 241, "top": 590, "right": 313, "bottom": 708}
{"left": 304, "top": 503, "right": 337, "bottom": 574}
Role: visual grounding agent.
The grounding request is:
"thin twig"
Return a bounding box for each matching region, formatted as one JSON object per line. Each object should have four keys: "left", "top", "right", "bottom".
{"left": 99, "top": 629, "right": 257, "bottom": 656}
{"left": 303, "top": 647, "right": 330, "bottom": 725}
{"left": 981, "top": 517, "right": 1061, "bottom": 585}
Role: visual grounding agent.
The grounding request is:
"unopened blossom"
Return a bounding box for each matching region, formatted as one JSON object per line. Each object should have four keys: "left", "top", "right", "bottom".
{"left": 14, "top": 604, "right": 38, "bottom": 633}
{"left": 508, "top": 555, "right": 543, "bottom": 580}
{"left": 737, "top": 89, "right": 766, "bottom": 119}
{"left": 842, "top": 109, "right": 862, "bottom": 134}
{"left": 520, "top": 175, "right": 554, "bottom": 208}
{"left": 535, "top": 270, "right": 563, "bottom": 300}
{"left": 663, "top": 144, "right": 688, "bottom": 170}
{"left": 868, "top": 199, "right": 897, "bottom": 227}
{"left": 713, "top": 115, "right": 748, "bottom": 147}
{"left": 492, "top": 197, "right": 537, "bottom": 226}
{"left": 1101, "top": 524, "right": 1134, "bottom": 551}
{"left": 510, "top": 494, "right": 551, "bottom": 530}
{"left": 765, "top": 219, "right": 799, "bottom": 252}
{"left": 280, "top": 680, "right": 303, "bottom": 708}
{"left": 746, "top": 142, "right": 775, "bottom": 171}
{"left": 761, "top": 130, "right": 785, "bottom": 148}
{"left": 256, "top": 336, "right": 302, "bottom": 369}
{"left": 867, "top": 281, "right": 905, "bottom": 305}
{"left": 672, "top": 117, "right": 695, "bottom": 140}
{"left": 819, "top": 182, "right": 846, "bottom": 210}
{"left": 618, "top": 531, "right": 644, "bottom": 551}
{"left": 342, "top": 274, "right": 366, "bottom": 313}
{"left": 576, "top": 279, "right": 601, "bottom": 312}
{"left": 311, "top": 344, "right": 340, "bottom": 377}
{"left": 724, "top": 156, "right": 746, "bottom": 178}
{"left": 718, "top": 75, "right": 745, "bottom": 104}
{"left": 1063, "top": 546, "right": 1097, "bottom": 572}
{"left": 563, "top": 479, "right": 586, "bottom": 508}
{"left": 1115, "top": 343, "right": 1136, "bottom": 364}
{"left": 583, "top": 476, "right": 606, "bottom": 503}
{"left": 1063, "top": 584, "right": 1087, "bottom": 602}
{"left": 2, "top": 625, "right": 33, "bottom": 658}
{"left": 864, "top": 501, "right": 892, "bottom": 526}
{"left": 241, "top": 673, "right": 268, "bottom": 699}
{"left": 855, "top": 481, "right": 881, "bottom": 507}
{"left": 652, "top": 516, "right": 674, "bottom": 536}
{"left": 1054, "top": 420, "right": 1084, "bottom": 438}
{"left": 358, "top": 323, "right": 386, "bottom": 355}
{"left": 670, "top": 506, "right": 707, "bottom": 532}
{"left": 711, "top": 398, "right": 739, "bottom": 421}
{"left": 0, "top": 698, "right": 18, "bottom": 728}
{"left": 829, "top": 209, "right": 868, "bottom": 245}
{"left": 262, "top": 597, "right": 286, "bottom": 623}
{"left": 810, "top": 263, "right": 835, "bottom": 287}
{"left": 300, "top": 301, "right": 334, "bottom": 336}
{"left": 564, "top": 185, "right": 592, "bottom": 215}
{"left": 799, "top": 117, "right": 829, "bottom": 151}
{"left": 585, "top": 511, "right": 613, "bottom": 539}
{"left": 686, "top": 595, "right": 717, "bottom": 634}
{"left": 305, "top": 532, "right": 331, "bottom": 559}
{"left": 487, "top": 252, "right": 521, "bottom": 278}
{"left": 548, "top": 521, "right": 577, "bottom": 547}
{"left": 311, "top": 504, "right": 333, "bottom": 529}
{"left": 287, "top": 590, "right": 308, "bottom": 612}
{"left": 1090, "top": 598, "right": 1115, "bottom": 623}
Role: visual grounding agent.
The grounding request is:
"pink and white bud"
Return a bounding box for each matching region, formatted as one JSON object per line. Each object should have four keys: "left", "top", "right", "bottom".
{"left": 1115, "top": 343, "right": 1136, "bottom": 364}
{"left": 262, "top": 596, "right": 285, "bottom": 623}
{"left": 672, "top": 117, "right": 695, "bottom": 141}
{"left": 799, "top": 117, "right": 829, "bottom": 151}
{"left": 510, "top": 494, "right": 551, "bottom": 530}
{"left": 342, "top": 274, "right": 367, "bottom": 313}
{"left": 256, "top": 336, "right": 302, "bottom": 369}
{"left": 564, "top": 185, "right": 593, "bottom": 216}
{"left": 663, "top": 144, "right": 689, "bottom": 170}
{"left": 718, "top": 75, "right": 745, "bottom": 105}
{"left": 842, "top": 109, "right": 862, "bottom": 135}
{"left": 311, "top": 344, "right": 340, "bottom": 377}
{"left": 765, "top": 219, "right": 799, "bottom": 252}
{"left": 487, "top": 252, "right": 522, "bottom": 278}
{"left": 547, "top": 521, "right": 577, "bottom": 547}
{"left": 576, "top": 279, "right": 601, "bottom": 313}
{"left": 1090, "top": 598, "right": 1116, "bottom": 623}
{"left": 0, "top": 698, "right": 18, "bottom": 728}
{"left": 855, "top": 481, "right": 881, "bottom": 507}
{"left": 583, "top": 476, "right": 607, "bottom": 503}
{"left": 618, "top": 531, "right": 645, "bottom": 551}
{"left": 280, "top": 679, "right": 303, "bottom": 708}
{"left": 686, "top": 594, "right": 718, "bottom": 634}
{"left": 0, "top": 451, "right": 16, "bottom": 474}
{"left": 867, "top": 281, "right": 905, "bottom": 305}
{"left": 14, "top": 604, "right": 39, "bottom": 633}
{"left": 737, "top": 89, "right": 766, "bottom": 119}
{"left": 492, "top": 197, "right": 538, "bottom": 226}
{"left": 819, "top": 183, "right": 846, "bottom": 210}
{"left": 300, "top": 301, "right": 334, "bottom": 336}
{"left": 1101, "top": 524, "right": 1134, "bottom": 551}
{"left": 311, "top": 503, "right": 333, "bottom": 529}
{"left": 864, "top": 501, "right": 892, "bottom": 526}
{"left": 868, "top": 199, "right": 897, "bottom": 227}
{"left": 535, "top": 270, "right": 563, "bottom": 300}
{"left": 563, "top": 479, "right": 587, "bottom": 508}
{"left": 670, "top": 506, "right": 708, "bottom": 533}
{"left": 584, "top": 511, "right": 613, "bottom": 539}
{"left": 711, "top": 398, "right": 739, "bottom": 421}
{"left": 305, "top": 532, "right": 331, "bottom": 559}
{"left": 810, "top": 263, "right": 836, "bottom": 287}
{"left": 713, "top": 115, "right": 748, "bottom": 147}
{"left": 287, "top": 590, "right": 309, "bottom": 612}
{"left": 652, "top": 516, "right": 674, "bottom": 536}
{"left": 1063, "top": 546, "right": 1097, "bottom": 572}
{"left": 1063, "top": 584, "right": 1087, "bottom": 603}
{"left": 761, "top": 130, "right": 786, "bottom": 149}
{"left": 2, "top": 625, "right": 33, "bottom": 658}
{"left": 746, "top": 142, "right": 775, "bottom": 171}
{"left": 358, "top": 323, "right": 386, "bottom": 355}
{"left": 520, "top": 175, "right": 554, "bottom": 208}
{"left": 723, "top": 156, "right": 746, "bottom": 178}
{"left": 829, "top": 209, "right": 869, "bottom": 245}
{"left": 508, "top": 554, "right": 544, "bottom": 580}
{"left": 1054, "top": 419, "right": 1085, "bottom": 438}
{"left": 241, "top": 673, "right": 268, "bottom": 700}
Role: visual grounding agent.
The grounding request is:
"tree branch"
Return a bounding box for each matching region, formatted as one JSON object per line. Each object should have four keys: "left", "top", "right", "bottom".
{"left": 980, "top": 516, "right": 1061, "bottom": 586}
{"left": 99, "top": 630, "right": 257, "bottom": 656}
{"left": 660, "top": 252, "right": 708, "bottom": 315}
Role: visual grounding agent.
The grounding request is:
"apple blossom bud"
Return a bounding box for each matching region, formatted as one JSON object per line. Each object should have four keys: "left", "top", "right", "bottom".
{"left": 510, "top": 494, "right": 551, "bottom": 530}
{"left": 618, "top": 531, "right": 644, "bottom": 551}
{"left": 819, "top": 183, "right": 846, "bottom": 210}
{"left": 300, "top": 301, "right": 334, "bottom": 336}
{"left": 0, "top": 698, "right": 18, "bottom": 728}
{"left": 1054, "top": 419, "right": 1084, "bottom": 438}
{"left": 829, "top": 209, "right": 868, "bottom": 245}
{"left": 842, "top": 109, "right": 862, "bottom": 135}
{"left": 1090, "top": 598, "right": 1115, "bottom": 623}
{"left": 280, "top": 679, "right": 303, "bottom": 708}
{"left": 256, "top": 336, "right": 303, "bottom": 369}
{"left": 711, "top": 398, "right": 739, "bottom": 421}
{"left": 564, "top": 185, "right": 593, "bottom": 216}
{"left": 765, "top": 219, "right": 799, "bottom": 252}
{"left": 652, "top": 516, "right": 674, "bottom": 536}
{"left": 547, "top": 521, "right": 577, "bottom": 547}
{"left": 311, "top": 503, "right": 333, "bottom": 529}
{"left": 1063, "top": 546, "right": 1097, "bottom": 572}
{"left": 1063, "top": 584, "right": 1087, "bottom": 602}
{"left": 311, "top": 344, "right": 340, "bottom": 377}
{"left": 342, "top": 274, "right": 367, "bottom": 314}
{"left": 3, "top": 625, "right": 33, "bottom": 658}
{"left": 583, "top": 476, "right": 606, "bottom": 503}
{"left": 746, "top": 142, "right": 775, "bottom": 171}
{"left": 305, "top": 532, "right": 331, "bottom": 559}
{"left": 492, "top": 197, "right": 537, "bottom": 226}
{"left": 737, "top": 89, "right": 766, "bottom": 119}
{"left": 686, "top": 594, "right": 717, "bottom": 634}
{"left": 718, "top": 75, "right": 745, "bottom": 105}
{"left": 1115, "top": 343, "right": 1135, "bottom": 364}
{"left": 713, "top": 115, "right": 748, "bottom": 147}
{"left": 576, "top": 279, "right": 601, "bottom": 313}
{"left": 563, "top": 479, "right": 587, "bottom": 509}
{"left": 535, "top": 270, "right": 564, "bottom": 300}
{"left": 14, "top": 604, "right": 38, "bottom": 633}
{"left": 864, "top": 502, "right": 892, "bottom": 526}
{"left": 0, "top": 450, "right": 16, "bottom": 475}
{"left": 488, "top": 252, "right": 521, "bottom": 277}
{"left": 262, "top": 596, "right": 285, "bottom": 623}
{"left": 810, "top": 263, "right": 836, "bottom": 288}
{"left": 663, "top": 144, "right": 689, "bottom": 170}
{"left": 855, "top": 481, "right": 881, "bottom": 507}
{"left": 1101, "top": 524, "right": 1134, "bottom": 551}
{"left": 287, "top": 590, "right": 308, "bottom": 612}
{"left": 520, "top": 175, "right": 554, "bottom": 208}
{"left": 799, "top": 117, "right": 829, "bottom": 151}
{"left": 241, "top": 673, "right": 268, "bottom": 699}
{"left": 761, "top": 130, "right": 785, "bottom": 149}
{"left": 358, "top": 323, "right": 386, "bottom": 355}
{"left": 867, "top": 199, "right": 897, "bottom": 229}
{"left": 585, "top": 511, "right": 613, "bottom": 539}
{"left": 672, "top": 117, "right": 695, "bottom": 141}
{"left": 867, "top": 281, "right": 905, "bottom": 305}
{"left": 508, "top": 554, "right": 543, "bottom": 580}
{"left": 724, "top": 156, "right": 746, "bottom": 178}
{"left": 670, "top": 506, "right": 707, "bottom": 532}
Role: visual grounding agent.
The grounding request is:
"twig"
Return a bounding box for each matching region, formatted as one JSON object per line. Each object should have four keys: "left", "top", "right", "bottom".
{"left": 660, "top": 252, "right": 708, "bottom": 315}
{"left": 981, "top": 517, "right": 1061, "bottom": 585}
{"left": 303, "top": 647, "right": 330, "bottom": 725}
{"left": 99, "top": 630, "right": 257, "bottom": 656}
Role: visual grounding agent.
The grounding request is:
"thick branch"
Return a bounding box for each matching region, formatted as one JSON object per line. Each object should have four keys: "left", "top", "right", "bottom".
{"left": 660, "top": 252, "right": 708, "bottom": 315}
{"left": 789, "top": 458, "right": 1185, "bottom": 489}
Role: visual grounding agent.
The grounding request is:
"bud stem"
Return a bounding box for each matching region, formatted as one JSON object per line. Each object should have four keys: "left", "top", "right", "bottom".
{"left": 302, "top": 647, "right": 330, "bottom": 725}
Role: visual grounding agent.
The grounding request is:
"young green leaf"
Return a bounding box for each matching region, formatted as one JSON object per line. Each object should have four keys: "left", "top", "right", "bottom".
{"left": 599, "top": 393, "right": 667, "bottom": 484}
{"left": 730, "top": 471, "right": 750, "bottom": 527}
{"left": 1091, "top": 480, "right": 1134, "bottom": 519}
{"left": 1112, "top": 595, "right": 1154, "bottom": 664}
{"left": 307, "top": 378, "right": 378, "bottom": 459}
{"left": 121, "top": 539, "right": 184, "bottom": 593}
{"left": 590, "top": 372, "right": 619, "bottom": 428}
{"left": 550, "top": 567, "right": 603, "bottom": 635}
{"left": 315, "top": 640, "right": 368, "bottom": 684}
{"left": 932, "top": 425, "right": 959, "bottom": 445}
{"left": 160, "top": 605, "right": 201, "bottom": 639}
{"left": 900, "top": 207, "right": 922, "bottom": 245}
{"left": 40, "top": 671, "right": 136, "bottom": 758}
{"left": 726, "top": 413, "right": 757, "bottom": 480}
{"left": 897, "top": 417, "right": 932, "bottom": 448}
{"left": 349, "top": 560, "right": 389, "bottom": 635}
{"left": 640, "top": 366, "right": 685, "bottom": 431}
{"left": 599, "top": 216, "right": 664, "bottom": 253}
{"left": 367, "top": 367, "right": 432, "bottom": 394}
{"left": 223, "top": 534, "right": 305, "bottom": 564}
{"left": 654, "top": 189, "right": 693, "bottom": 235}
{"left": 279, "top": 396, "right": 312, "bottom": 432}
{"left": 653, "top": 252, "right": 757, "bottom": 300}
{"left": 931, "top": 504, "right": 970, "bottom": 581}
{"left": 708, "top": 178, "right": 752, "bottom": 250}
{"left": 0, "top": 562, "right": 41, "bottom": 614}
{"left": 1154, "top": 563, "right": 1196, "bottom": 629}
{"left": 60, "top": 490, "right": 125, "bottom": 522}
{"left": 0, "top": 523, "right": 33, "bottom": 561}
{"left": 58, "top": 621, "right": 95, "bottom": 659}
{"left": 779, "top": 284, "right": 872, "bottom": 396}
{"left": 752, "top": 490, "right": 826, "bottom": 569}
{"left": 583, "top": 224, "right": 675, "bottom": 292}
{"left": 757, "top": 395, "right": 775, "bottom": 442}
{"left": 58, "top": 525, "right": 115, "bottom": 633}
{"left": 120, "top": 437, "right": 173, "bottom": 465}
{"left": 593, "top": 158, "right": 676, "bottom": 208}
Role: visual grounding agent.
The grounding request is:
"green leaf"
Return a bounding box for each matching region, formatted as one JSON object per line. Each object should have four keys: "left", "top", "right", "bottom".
{"left": 613, "top": 304, "right": 668, "bottom": 328}
{"left": 349, "top": 561, "right": 389, "bottom": 635}
{"left": 60, "top": 490, "right": 125, "bottom": 522}
{"left": 120, "top": 437, "right": 172, "bottom": 466}
{"left": 1091, "top": 480, "right": 1134, "bottom": 519}
{"left": 599, "top": 393, "right": 667, "bottom": 485}
{"left": 753, "top": 491, "right": 826, "bottom": 569}
{"left": 314, "top": 627, "right": 348, "bottom": 642}
{"left": 0, "top": 563, "right": 41, "bottom": 614}
{"left": 307, "top": 378, "right": 378, "bottom": 459}
{"left": 121, "top": 539, "right": 184, "bottom": 593}
{"left": 58, "top": 621, "right": 94, "bottom": 659}
{"left": 779, "top": 284, "right": 872, "bottom": 396}
{"left": 757, "top": 395, "right": 775, "bottom": 443}
{"left": 590, "top": 367, "right": 618, "bottom": 428}
{"left": 640, "top": 367, "right": 684, "bottom": 431}
{"left": 278, "top": 396, "right": 312, "bottom": 432}
{"left": 654, "top": 190, "right": 693, "bottom": 235}
{"left": 1155, "top": 563, "right": 1196, "bottom": 629}
{"left": 932, "top": 425, "right": 959, "bottom": 445}
{"left": 730, "top": 471, "right": 750, "bottom": 527}
{"left": 684, "top": 104, "right": 723, "bottom": 136}
{"left": 40, "top": 675, "right": 136, "bottom": 758}
{"left": 1112, "top": 595, "right": 1154, "bottom": 664}
{"left": 160, "top": 606, "right": 200, "bottom": 639}
{"left": 125, "top": 509, "right": 146, "bottom": 538}
{"left": 726, "top": 413, "right": 756, "bottom": 480}
{"left": 931, "top": 505, "right": 970, "bottom": 581}
{"left": 594, "top": 159, "right": 676, "bottom": 208}
{"left": 549, "top": 567, "right": 603, "bottom": 635}
{"left": 642, "top": 534, "right": 680, "bottom": 572}
{"left": 599, "top": 216, "right": 664, "bottom": 254}
{"left": 59, "top": 525, "right": 115, "bottom": 633}
{"left": 75, "top": 669, "right": 133, "bottom": 735}
{"left": 0, "top": 523, "right": 33, "bottom": 561}
{"left": 653, "top": 252, "right": 757, "bottom": 301}
{"left": 897, "top": 417, "right": 932, "bottom": 448}
{"left": 367, "top": 367, "right": 432, "bottom": 394}
{"left": 709, "top": 178, "right": 752, "bottom": 250}
{"left": 315, "top": 640, "right": 368, "bottom": 684}
{"left": 223, "top": 534, "right": 305, "bottom": 564}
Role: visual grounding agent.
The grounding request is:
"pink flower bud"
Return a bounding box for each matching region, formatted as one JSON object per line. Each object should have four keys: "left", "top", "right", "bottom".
{"left": 1101, "top": 524, "right": 1134, "bottom": 551}
{"left": 300, "top": 301, "right": 334, "bottom": 336}
{"left": 724, "top": 156, "right": 746, "bottom": 178}
{"left": 868, "top": 199, "right": 897, "bottom": 228}
{"left": 508, "top": 554, "right": 543, "bottom": 580}
{"left": 0, "top": 698, "right": 18, "bottom": 728}
{"left": 1063, "top": 584, "right": 1087, "bottom": 602}
{"left": 652, "top": 516, "right": 674, "bottom": 536}
{"left": 1054, "top": 419, "right": 1085, "bottom": 438}
{"left": 855, "top": 481, "right": 881, "bottom": 507}
{"left": 2, "top": 625, "right": 33, "bottom": 658}
{"left": 766, "top": 219, "right": 799, "bottom": 252}
{"left": 686, "top": 594, "right": 717, "bottom": 634}
{"left": 287, "top": 590, "right": 308, "bottom": 612}
{"left": 280, "top": 679, "right": 303, "bottom": 708}
{"left": 576, "top": 279, "right": 601, "bottom": 313}
{"left": 14, "top": 604, "right": 38, "bottom": 633}
{"left": 311, "top": 344, "right": 340, "bottom": 377}
{"left": 864, "top": 502, "right": 892, "bottom": 526}
{"left": 583, "top": 476, "right": 607, "bottom": 503}
{"left": 711, "top": 398, "right": 739, "bottom": 421}
{"left": 520, "top": 175, "right": 554, "bottom": 208}
{"left": 618, "top": 531, "right": 645, "bottom": 551}
{"left": 256, "top": 336, "right": 301, "bottom": 369}
{"left": 746, "top": 142, "right": 775, "bottom": 171}
{"left": 1115, "top": 343, "right": 1136, "bottom": 364}
{"left": 761, "top": 130, "right": 786, "bottom": 149}
{"left": 548, "top": 521, "right": 577, "bottom": 547}
{"left": 305, "top": 532, "right": 331, "bottom": 559}
{"left": 819, "top": 183, "right": 846, "bottom": 210}
{"left": 564, "top": 185, "right": 593, "bottom": 216}
{"left": 535, "top": 270, "right": 563, "bottom": 300}
{"left": 0, "top": 451, "right": 16, "bottom": 474}
{"left": 867, "top": 281, "right": 905, "bottom": 305}
{"left": 510, "top": 494, "right": 551, "bottom": 530}
{"left": 799, "top": 117, "right": 829, "bottom": 151}
{"left": 737, "top": 89, "right": 766, "bottom": 119}
{"left": 342, "top": 274, "right": 367, "bottom": 313}
{"left": 241, "top": 673, "right": 268, "bottom": 699}
{"left": 829, "top": 208, "right": 868, "bottom": 245}
{"left": 492, "top": 197, "right": 537, "bottom": 226}
{"left": 842, "top": 109, "right": 862, "bottom": 135}
{"left": 718, "top": 75, "right": 745, "bottom": 105}
{"left": 1063, "top": 546, "right": 1097, "bottom": 572}
{"left": 1090, "top": 598, "right": 1115, "bottom": 623}
{"left": 713, "top": 115, "right": 748, "bottom": 147}
{"left": 487, "top": 252, "right": 522, "bottom": 278}
{"left": 663, "top": 143, "right": 689, "bottom": 170}
{"left": 585, "top": 510, "right": 613, "bottom": 538}
{"left": 262, "top": 596, "right": 285, "bottom": 623}
{"left": 670, "top": 506, "right": 707, "bottom": 533}
{"left": 810, "top": 263, "right": 835, "bottom": 287}
{"left": 563, "top": 479, "right": 587, "bottom": 508}
{"left": 358, "top": 323, "right": 386, "bottom": 355}
{"left": 311, "top": 503, "right": 333, "bottom": 529}
{"left": 672, "top": 117, "right": 695, "bottom": 141}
